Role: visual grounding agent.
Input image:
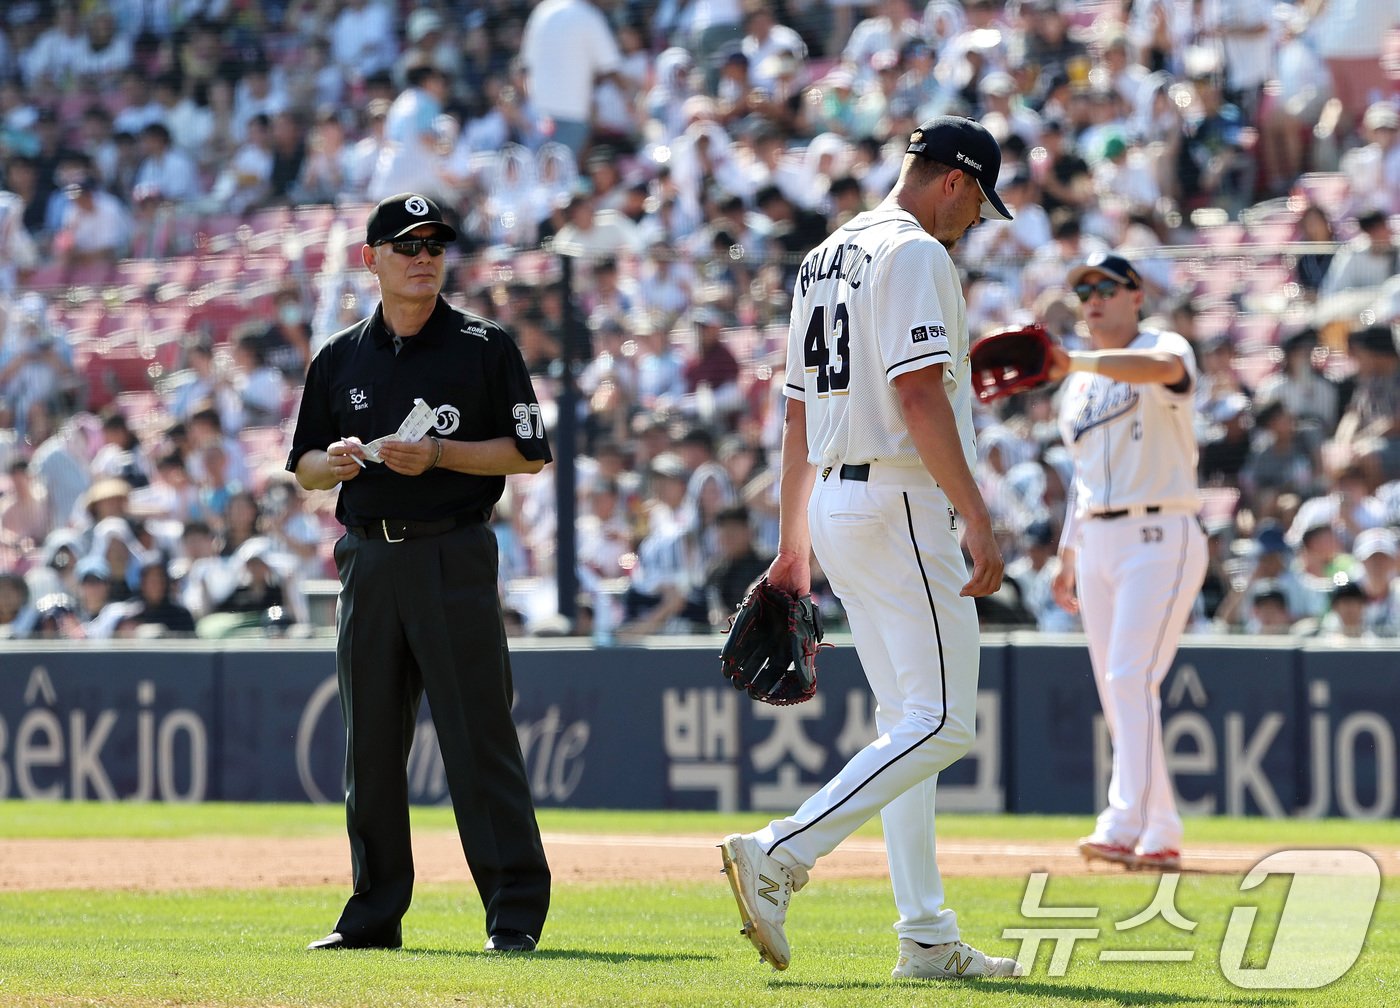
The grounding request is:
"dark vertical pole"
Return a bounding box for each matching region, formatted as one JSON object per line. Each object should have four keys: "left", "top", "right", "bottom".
{"left": 553, "top": 252, "right": 584, "bottom": 629}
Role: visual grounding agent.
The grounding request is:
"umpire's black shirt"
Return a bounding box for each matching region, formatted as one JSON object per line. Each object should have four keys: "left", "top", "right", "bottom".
{"left": 286, "top": 297, "right": 552, "bottom": 526}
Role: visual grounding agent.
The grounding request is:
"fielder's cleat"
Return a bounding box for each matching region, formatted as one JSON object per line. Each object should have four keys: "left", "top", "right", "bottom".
{"left": 891, "top": 938, "right": 1025, "bottom": 980}
{"left": 719, "top": 834, "right": 805, "bottom": 971}
{"left": 1077, "top": 837, "right": 1137, "bottom": 867}
{"left": 1133, "top": 849, "right": 1182, "bottom": 871}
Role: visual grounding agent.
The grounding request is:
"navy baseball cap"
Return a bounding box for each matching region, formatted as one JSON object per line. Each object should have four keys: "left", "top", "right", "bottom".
{"left": 365, "top": 192, "right": 457, "bottom": 245}
{"left": 1066, "top": 251, "right": 1142, "bottom": 290}
{"left": 906, "top": 116, "right": 1013, "bottom": 221}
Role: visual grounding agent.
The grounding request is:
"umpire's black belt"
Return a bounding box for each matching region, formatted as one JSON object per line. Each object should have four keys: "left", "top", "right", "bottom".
{"left": 838, "top": 463, "right": 870, "bottom": 481}
{"left": 348, "top": 512, "right": 488, "bottom": 542}
{"left": 1091, "top": 505, "right": 1162, "bottom": 520}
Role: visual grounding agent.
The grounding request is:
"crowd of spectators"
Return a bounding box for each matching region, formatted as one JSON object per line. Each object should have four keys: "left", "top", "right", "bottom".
{"left": 0, "top": 0, "right": 1398, "bottom": 643}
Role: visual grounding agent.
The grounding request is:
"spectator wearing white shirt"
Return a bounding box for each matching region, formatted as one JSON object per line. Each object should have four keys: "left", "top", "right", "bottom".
{"left": 521, "top": 0, "right": 624, "bottom": 158}
{"left": 344, "top": 99, "right": 390, "bottom": 200}
{"left": 367, "top": 61, "right": 450, "bottom": 203}
{"left": 393, "top": 8, "right": 463, "bottom": 92}
{"left": 231, "top": 58, "right": 290, "bottom": 145}
{"left": 1340, "top": 103, "right": 1400, "bottom": 217}
{"left": 329, "top": 0, "right": 398, "bottom": 86}
{"left": 843, "top": 0, "right": 922, "bottom": 90}
{"left": 133, "top": 122, "right": 201, "bottom": 204}
{"left": 741, "top": 8, "right": 807, "bottom": 93}
{"left": 1305, "top": 0, "right": 1400, "bottom": 142}
{"left": 0, "top": 186, "right": 37, "bottom": 295}
{"left": 963, "top": 170, "right": 1051, "bottom": 300}
{"left": 977, "top": 70, "right": 1042, "bottom": 147}
{"left": 207, "top": 113, "right": 274, "bottom": 215}
{"left": 1092, "top": 135, "right": 1162, "bottom": 215}
{"left": 111, "top": 70, "right": 167, "bottom": 137}
{"left": 1319, "top": 210, "right": 1399, "bottom": 300}
{"left": 150, "top": 73, "right": 214, "bottom": 161}
{"left": 1350, "top": 528, "right": 1400, "bottom": 636}
{"left": 75, "top": 8, "right": 134, "bottom": 88}
{"left": 21, "top": 4, "right": 87, "bottom": 90}
{"left": 54, "top": 177, "right": 131, "bottom": 267}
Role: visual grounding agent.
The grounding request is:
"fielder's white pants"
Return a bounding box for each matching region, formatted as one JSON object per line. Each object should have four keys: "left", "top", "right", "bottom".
{"left": 1076, "top": 511, "right": 1207, "bottom": 853}
{"left": 751, "top": 463, "right": 979, "bottom": 946}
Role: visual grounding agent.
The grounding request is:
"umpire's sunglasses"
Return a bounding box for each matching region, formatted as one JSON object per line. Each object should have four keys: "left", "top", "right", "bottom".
{"left": 378, "top": 238, "right": 447, "bottom": 257}
{"left": 1074, "top": 278, "right": 1123, "bottom": 303}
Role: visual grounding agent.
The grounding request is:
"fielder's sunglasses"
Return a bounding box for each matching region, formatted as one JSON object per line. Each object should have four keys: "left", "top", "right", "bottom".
{"left": 1074, "top": 278, "right": 1124, "bottom": 303}
{"left": 379, "top": 238, "right": 447, "bottom": 257}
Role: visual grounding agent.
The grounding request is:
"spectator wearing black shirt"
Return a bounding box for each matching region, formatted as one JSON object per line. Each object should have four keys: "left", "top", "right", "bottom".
{"left": 705, "top": 505, "right": 770, "bottom": 627}
{"left": 755, "top": 184, "right": 829, "bottom": 287}
{"left": 120, "top": 557, "right": 196, "bottom": 637}
{"left": 1200, "top": 393, "right": 1254, "bottom": 486}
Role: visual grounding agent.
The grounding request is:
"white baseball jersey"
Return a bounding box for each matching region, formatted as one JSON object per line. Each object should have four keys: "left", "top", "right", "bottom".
{"left": 1056, "top": 328, "right": 1200, "bottom": 517}
{"left": 783, "top": 206, "right": 976, "bottom": 472}
{"left": 758, "top": 203, "right": 986, "bottom": 947}
{"left": 1057, "top": 325, "right": 1207, "bottom": 857}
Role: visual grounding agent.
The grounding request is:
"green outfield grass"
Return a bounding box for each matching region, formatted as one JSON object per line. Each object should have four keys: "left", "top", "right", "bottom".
{"left": 0, "top": 803, "right": 1395, "bottom": 1007}
{"left": 2, "top": 800, "right": 1399, "bottom": 846}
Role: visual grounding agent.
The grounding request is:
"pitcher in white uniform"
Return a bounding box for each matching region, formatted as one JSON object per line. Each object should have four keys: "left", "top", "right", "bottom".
{"left": 717, "top": 116, "right": 1024, "bottom": 981}
{"left": 1047, "top": 251, "right": 1208, "bottom": 872}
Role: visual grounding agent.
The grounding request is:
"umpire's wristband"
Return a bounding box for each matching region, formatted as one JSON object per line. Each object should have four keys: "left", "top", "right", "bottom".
{"left": 427, "top": 435, "right": 443, "bottom": 471}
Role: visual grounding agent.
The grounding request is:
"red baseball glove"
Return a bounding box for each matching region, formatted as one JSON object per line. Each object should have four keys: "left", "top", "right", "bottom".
{"left": 970, "top": 323, "right": 1054, "bottom": 402}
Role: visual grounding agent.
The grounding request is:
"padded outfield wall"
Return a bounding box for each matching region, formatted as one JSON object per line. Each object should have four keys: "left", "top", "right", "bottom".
{"left": 0, "top": 637, "right": 1394, "bottom": 819}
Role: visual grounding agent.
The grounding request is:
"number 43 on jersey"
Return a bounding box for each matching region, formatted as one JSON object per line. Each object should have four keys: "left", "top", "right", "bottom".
{"left": 800, "top": 301, "right": 851, "bottom": 394}
{"left": 805, "top": 303, "right": 851, "bottom": 397}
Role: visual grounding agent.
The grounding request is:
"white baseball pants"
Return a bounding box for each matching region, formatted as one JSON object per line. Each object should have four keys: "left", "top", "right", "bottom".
{"left": 1075, "top": 511, "right": 1207, "bottom": 853}
{"left": 751, "top": 463, "right": 980, "bottom": 946}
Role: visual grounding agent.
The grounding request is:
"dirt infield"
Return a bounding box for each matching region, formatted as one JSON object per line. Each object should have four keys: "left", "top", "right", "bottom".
{"left": 4, "top": 833, "right": 1394, "bottom": 891}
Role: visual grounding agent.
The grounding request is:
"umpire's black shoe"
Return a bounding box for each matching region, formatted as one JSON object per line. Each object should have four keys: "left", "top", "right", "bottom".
{"left": 484, "top": 929, "right": 537, "bottom": 952}
{"left": 307, "top": 931, "right": 402, "bottom": 951}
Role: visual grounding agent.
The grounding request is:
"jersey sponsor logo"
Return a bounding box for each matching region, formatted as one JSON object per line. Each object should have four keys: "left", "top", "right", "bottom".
{"left": 349, "top": 387, "right": 370, "bottom": 411}
{"left": 404, "top": 195, "right": 429, "bottom": 216}
{"left": 434, "top": 404, "right": 461, "bottom": 435}
{"left": 910, "top": 323, "right": 947, "bottom": 344}
{"left": 1070, "top": 382, "right": 1140, "bottom": 442}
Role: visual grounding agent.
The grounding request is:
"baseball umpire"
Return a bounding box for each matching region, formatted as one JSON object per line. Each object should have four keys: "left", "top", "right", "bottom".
{"left": 1047, "top": 251, "right": 1208, "bottom": 872}
{"left": 289, "top": 193, "right": 552, "bottom": 952}
{"left": 718, "top": 117, "right": 1024, "bottom": 980}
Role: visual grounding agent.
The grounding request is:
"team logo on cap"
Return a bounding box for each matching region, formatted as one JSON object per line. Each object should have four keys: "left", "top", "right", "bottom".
{"left": 405, "top": 196, "right": 429, "bottom": 216}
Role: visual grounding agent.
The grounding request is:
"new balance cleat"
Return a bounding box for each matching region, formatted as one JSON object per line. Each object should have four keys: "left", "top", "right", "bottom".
{"left": 719, "top": 834, "right": 804, "bottom": 971}
{"left": 891, "top": 938, "right": 1025, "bottom": 979}
{"left": 1078, "top": 837, "right": 1137, "bottom": 867}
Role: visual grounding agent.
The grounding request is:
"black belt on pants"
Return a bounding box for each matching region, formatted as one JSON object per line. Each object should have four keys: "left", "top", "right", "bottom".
{"left": 348, "top": 512, "right": 487, "bottom": 542}
{"left": 839, "top": 463, "right": 870, "bottom": 481}
{"left": 1093, "top": 505, "right": 1161, "bottom": 520}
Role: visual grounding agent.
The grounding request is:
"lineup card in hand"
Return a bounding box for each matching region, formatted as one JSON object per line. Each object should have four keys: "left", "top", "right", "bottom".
{"left": 361, "top": 398, "right": 437, "bottom": 463}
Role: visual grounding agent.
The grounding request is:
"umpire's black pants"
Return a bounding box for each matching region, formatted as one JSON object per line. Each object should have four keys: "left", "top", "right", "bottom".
{"left": 330, "top": 522, "right": 551, "bottom": 946}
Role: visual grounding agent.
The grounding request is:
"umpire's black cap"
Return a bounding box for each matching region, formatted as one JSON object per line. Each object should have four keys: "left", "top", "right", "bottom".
{"left": 1066, "top": 251, "right": 1143, "bottom": 290}
{"left": 906, "top": 115, "right": 1013, "bottom": 221}
{"left": 365, "top": 192, "right": 458, "bottom": 245}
